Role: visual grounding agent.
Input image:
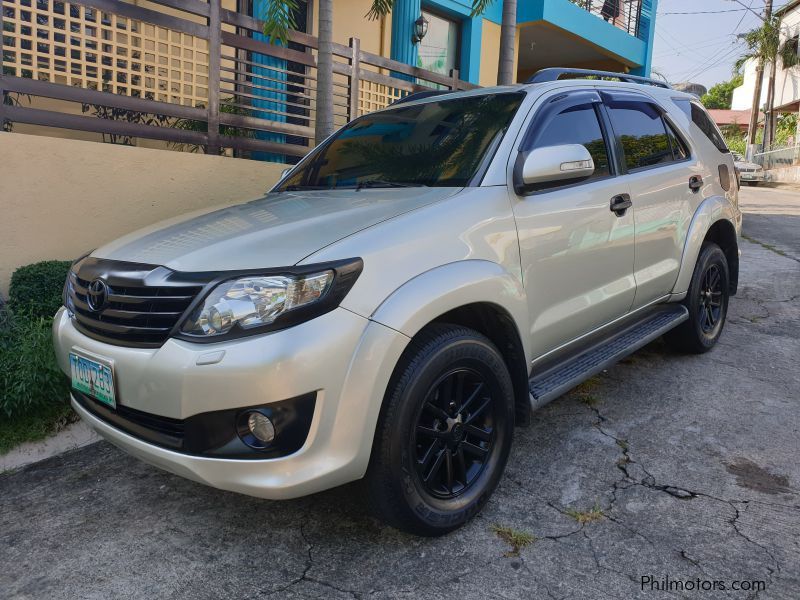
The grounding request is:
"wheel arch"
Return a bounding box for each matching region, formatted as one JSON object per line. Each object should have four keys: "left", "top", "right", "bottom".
{"left": 703, "top": 219, "right": 739, "bottom": 295}
{"left": 370, "top": 260, "right": 532, "bottom": 426}
{"left": 673, "top": 195, "right": 741, "bottom": 297}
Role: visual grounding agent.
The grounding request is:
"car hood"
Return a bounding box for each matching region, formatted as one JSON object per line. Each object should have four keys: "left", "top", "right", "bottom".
{"left": 735, "top": 161, "right": 762, "bottom": 170}
{"left": 92, "top": 187, "right": 460, "bottom": 272}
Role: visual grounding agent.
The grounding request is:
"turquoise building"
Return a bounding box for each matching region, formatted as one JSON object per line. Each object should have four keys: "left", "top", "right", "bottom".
{"left": 387, "top": 0, "right": 657, "bottom": 85}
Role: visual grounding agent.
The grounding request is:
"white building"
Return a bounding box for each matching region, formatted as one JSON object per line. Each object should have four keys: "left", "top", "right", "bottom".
{"left": 732, "top": 0, "right": 800, "bottom": 117}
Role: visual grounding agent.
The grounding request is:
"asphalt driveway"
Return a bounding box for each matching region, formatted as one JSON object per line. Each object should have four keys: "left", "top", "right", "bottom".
{"left": 2, "top": 187, "right": 799, "bottom": 600}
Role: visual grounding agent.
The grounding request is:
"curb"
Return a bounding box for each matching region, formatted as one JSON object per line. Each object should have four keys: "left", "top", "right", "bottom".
{"left": 0, "top": 419, "right": 101, "bottom": 474}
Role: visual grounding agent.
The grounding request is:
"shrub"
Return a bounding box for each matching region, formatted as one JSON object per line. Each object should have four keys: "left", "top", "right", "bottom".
{"left": 0, "top": 312, "right": 69, "bottom": 417}
{"left": 8, "top": 260, "right": 71, "bottom": 319}
{"left": 0, "top": 260, "right": 72, "bottom": 419}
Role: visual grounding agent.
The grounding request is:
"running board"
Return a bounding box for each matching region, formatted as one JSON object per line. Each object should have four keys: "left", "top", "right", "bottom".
{"left": 528, "top": 305, "right": 689, "bottom": 411}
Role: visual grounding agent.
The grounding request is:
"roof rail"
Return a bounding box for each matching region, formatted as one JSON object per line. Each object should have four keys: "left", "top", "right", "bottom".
{"left": 527, "top": 68, "right": 671, "bottom": 89}
{"left": 390, "top": 90, "right": 452, "bottom": 106}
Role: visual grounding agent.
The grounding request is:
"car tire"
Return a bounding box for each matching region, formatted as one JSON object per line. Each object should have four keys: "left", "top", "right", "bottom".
{"left": 366, "top": 323, "right": 515, "bottom": 536}
{"left": 664, "top": 242, "right": 730, "bottom": 354}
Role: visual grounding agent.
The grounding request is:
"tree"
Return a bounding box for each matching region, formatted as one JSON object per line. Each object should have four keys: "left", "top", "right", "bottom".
{"left": 497, "top": 0, "right": 517, "bottom": 85}
{"left": 316, "top": 0, "right": 334, "bottom": 143}
{"left": 736, "top": 10, "right": 799, "bottom": 149}
{"left": 700, "top": 75, "right": 744, "bottom": 110}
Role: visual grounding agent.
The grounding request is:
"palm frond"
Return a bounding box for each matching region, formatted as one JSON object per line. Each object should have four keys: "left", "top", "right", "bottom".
{"left": 736, "top": 15, "right": 781, "bottom": 68}
{"left": 366, "top": 0, "right": 394, "bottom": 20}
{"left": 261, "top": 0, "right": 298, "bottom": 46}
{"left": 469, "top": 0, "right": 496, "bottom": 18}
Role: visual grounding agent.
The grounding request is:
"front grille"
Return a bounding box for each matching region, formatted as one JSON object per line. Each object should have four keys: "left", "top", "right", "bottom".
{"left": 66, "top": 257, "right": 204, "bottom": 347}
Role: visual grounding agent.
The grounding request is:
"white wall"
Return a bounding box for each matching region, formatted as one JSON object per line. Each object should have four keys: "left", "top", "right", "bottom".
{"left": 732, "top": 6, "right": 800, "bottom": 112}
{"left": 0, "top": 133, "right": 285, "bottom": 296}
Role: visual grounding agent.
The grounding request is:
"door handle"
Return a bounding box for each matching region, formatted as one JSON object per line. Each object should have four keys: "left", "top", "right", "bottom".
{"left": 689, "top": 175, "right": 703, "bottom": 192}
{"left": 610, "top": 194, "right": 632, "bottom": 217}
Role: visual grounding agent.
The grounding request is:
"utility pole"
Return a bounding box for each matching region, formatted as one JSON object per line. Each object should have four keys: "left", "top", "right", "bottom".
{"left": 763, "top": 13, "right": 779, "bottom": 151}
{"left": 746, "top": 0, "right": 772, "bottom": 159}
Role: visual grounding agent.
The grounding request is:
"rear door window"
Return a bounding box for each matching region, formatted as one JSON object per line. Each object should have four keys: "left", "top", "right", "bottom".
{"left": 606, "top": 102, "right": 674, "bottom": 170}
{"left": 604, "top": 100, "right": 690, "bottom": 171}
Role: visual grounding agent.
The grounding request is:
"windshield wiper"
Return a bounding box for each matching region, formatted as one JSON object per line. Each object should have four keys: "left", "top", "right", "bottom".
{"left": 354, "top": 179, "right": 427, "bottom": 191}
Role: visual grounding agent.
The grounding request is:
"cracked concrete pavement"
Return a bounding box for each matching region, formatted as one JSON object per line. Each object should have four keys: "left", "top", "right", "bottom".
{"left": 2, "top": 187, "right": 799, "bottom": 599}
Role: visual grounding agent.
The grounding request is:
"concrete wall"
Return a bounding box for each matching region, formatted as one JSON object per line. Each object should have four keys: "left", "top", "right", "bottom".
{"left": 312, "top": 0, "right": 392, "bottom": 57}
{"left": 764, "top": 165, "right": 800, "bottom": 184}
{"left": 0, "top": 132, "right": 285, "bottom": 296}
{"left": 479, "top": 19, "right": 501, "bottom": 87}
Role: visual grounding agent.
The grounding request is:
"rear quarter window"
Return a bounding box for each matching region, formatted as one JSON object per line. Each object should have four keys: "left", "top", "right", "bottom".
{"left": 675, "top": 99, "right": 729, "bottom": 153}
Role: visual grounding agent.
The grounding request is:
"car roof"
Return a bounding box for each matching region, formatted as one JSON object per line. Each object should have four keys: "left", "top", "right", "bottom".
{"left": 388, "top": 79, "right": 695, "bottom": 110}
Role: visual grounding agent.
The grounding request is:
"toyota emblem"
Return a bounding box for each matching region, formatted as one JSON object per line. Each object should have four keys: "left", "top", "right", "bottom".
{"left": 86, "top": 279, "right": 109, "bottom": 312}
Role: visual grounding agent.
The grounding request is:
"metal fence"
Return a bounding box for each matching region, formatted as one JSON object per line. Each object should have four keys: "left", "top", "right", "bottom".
{"left": 570, "top": 0, "right": 643, "bottom": 37}
{"left": 752, "top": 144, "right": 800, "bottom": 170}
{"left": 0, "top": 0, "right": 476, "bottom": 160}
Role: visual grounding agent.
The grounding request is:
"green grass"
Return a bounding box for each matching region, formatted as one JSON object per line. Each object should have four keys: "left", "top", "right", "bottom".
{"left": 491, "top": 524, "right": 536, "bottom": 557}
{"left": 565, "top": 503, "right": 605, "bottom": 525}
{"left": 0, "top": 401, "right": 76, "bottom": 455}
{"left": 574, "top": 377, "right": 602, "bottom": 407}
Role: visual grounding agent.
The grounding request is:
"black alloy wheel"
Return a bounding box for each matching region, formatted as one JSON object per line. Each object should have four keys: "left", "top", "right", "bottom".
{"left": 665, "top": 242, "right": 730, "bottom": 353}
{"left": 413, "top": 368, "right": 496, "bottom": 499}
{"left": 366, "top": 324, "right": 515, "bottom": 536}
{"left": 698, "top": 263, "right": 724, "bottom": 335}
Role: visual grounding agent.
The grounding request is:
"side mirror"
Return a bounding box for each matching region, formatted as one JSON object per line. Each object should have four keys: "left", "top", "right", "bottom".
{"left": 515, "top": 144, "right": 595, "bottom": 193}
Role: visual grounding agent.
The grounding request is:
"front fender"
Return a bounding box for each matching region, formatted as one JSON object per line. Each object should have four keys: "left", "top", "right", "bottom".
{"left": 370, "top": 260, "right": 532, "bottom": 365}
{"left": 672, "top": 194, "right": 742, "bottom": 296}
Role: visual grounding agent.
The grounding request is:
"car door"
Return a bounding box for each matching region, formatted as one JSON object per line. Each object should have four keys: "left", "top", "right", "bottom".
{"left": 510, "top": 90, "right": 636, "bottom": 360}
{"left": 600, "top": 91, "right": 699, "bottom": 310}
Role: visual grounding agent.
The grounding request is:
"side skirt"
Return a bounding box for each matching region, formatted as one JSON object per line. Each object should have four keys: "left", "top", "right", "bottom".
{"left": 528, "top": 304, "right": 689, "bottom": 411}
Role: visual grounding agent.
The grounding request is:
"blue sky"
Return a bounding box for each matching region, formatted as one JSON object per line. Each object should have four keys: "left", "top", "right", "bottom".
{"left": 651, "top": 0, "right": 787, "bottom": 89}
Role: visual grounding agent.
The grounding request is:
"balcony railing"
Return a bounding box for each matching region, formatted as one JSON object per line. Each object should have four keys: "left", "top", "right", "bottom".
{"left": 570, "top": 0, "right": 643, "bottom": 37}
{"left": 0, "top": 0, "right": 476, "bottom": 161}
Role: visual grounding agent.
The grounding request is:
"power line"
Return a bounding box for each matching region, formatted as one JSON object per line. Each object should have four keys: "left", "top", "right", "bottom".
{"left": 653, "top": 34, "right": 739, "bottom": 58}
{"left": 683, "top": 45, "right": 743, "bottom": 82}
{"left": 661, "top": 8, "right": 749, "bottom": 15}
{"left": 733, "top": 0, "right": 757, "bottom": 32}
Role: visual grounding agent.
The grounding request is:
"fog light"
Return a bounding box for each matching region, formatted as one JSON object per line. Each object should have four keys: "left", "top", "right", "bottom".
{"left": 247, "top": 412, "right": 275, "bottom": 444}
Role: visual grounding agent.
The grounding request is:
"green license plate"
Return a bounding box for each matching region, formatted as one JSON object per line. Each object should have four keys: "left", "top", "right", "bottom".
{"left": 70, "top": 352, "right": 116, "bottom": 408}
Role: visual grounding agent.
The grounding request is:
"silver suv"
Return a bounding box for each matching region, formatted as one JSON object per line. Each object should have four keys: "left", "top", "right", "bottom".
{"left": 54, "top": 69, "right": 741, "bottom": 536}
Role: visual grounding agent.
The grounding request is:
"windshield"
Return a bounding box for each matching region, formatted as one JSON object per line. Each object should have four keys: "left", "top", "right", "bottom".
{"left": 277, "top": 92, "right": 524, "bottom": 191}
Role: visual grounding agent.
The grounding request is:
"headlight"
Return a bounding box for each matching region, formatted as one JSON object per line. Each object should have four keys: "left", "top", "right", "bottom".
{"left": 178, "top": 258, "right": 362, "bottom": 341}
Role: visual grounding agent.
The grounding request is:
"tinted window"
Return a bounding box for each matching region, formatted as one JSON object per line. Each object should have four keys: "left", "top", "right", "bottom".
{"left": 666, "top": 122, "right": 689, "bottom": 160}
{"left": 690, "top": 102, "right": 729, "bottom": 153}
{"left": 532, "top": 104, "right": 611, "bottom": 179}
{"left": 607, "top": 102, "right": 673, "bottom": 170}
{"left": 278, "top": 93, "right": 524, "bottom": 190}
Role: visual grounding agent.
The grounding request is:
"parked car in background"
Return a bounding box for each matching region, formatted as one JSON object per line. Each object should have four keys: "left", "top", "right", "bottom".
{"left": 733, "top": 152, "right": 766, "bottom": 185}
{"left": 53, "top": 69, "right": 741, "bottom": 536}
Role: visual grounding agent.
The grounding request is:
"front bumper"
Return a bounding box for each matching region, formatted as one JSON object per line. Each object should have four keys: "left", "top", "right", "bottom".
{"left": 54, "top": 307, "right": 410, "bottom": 499}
